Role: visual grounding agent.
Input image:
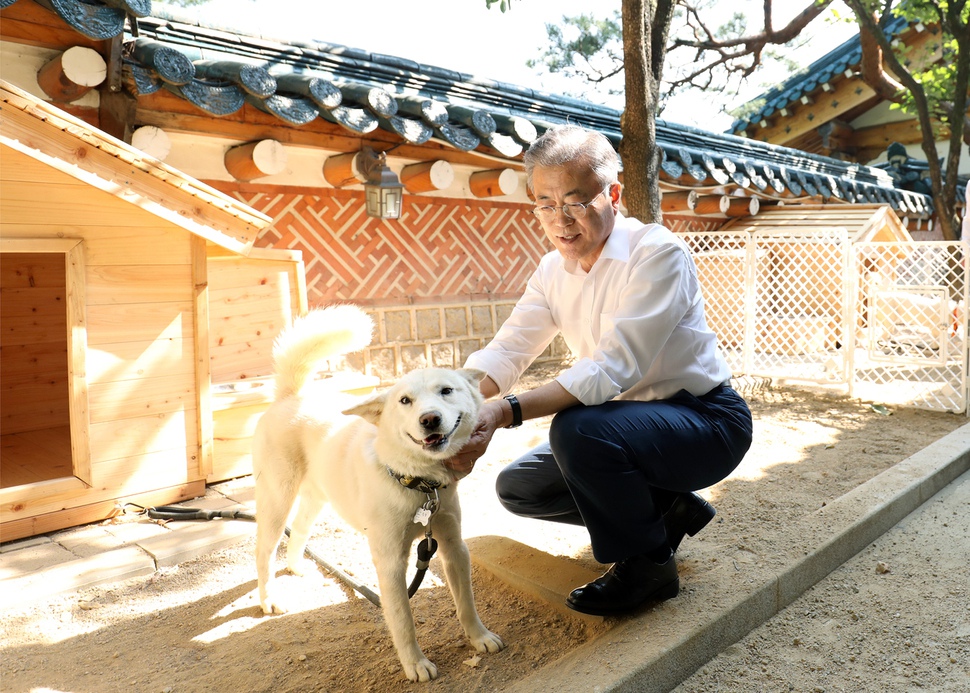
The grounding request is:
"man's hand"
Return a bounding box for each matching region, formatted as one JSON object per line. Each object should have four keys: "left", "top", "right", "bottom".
{"left": 444, "top": 400, "right": 505, "bottom": 480}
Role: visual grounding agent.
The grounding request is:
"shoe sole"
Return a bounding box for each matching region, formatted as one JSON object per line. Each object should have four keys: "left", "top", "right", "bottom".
{"left": 565, "top": 578, "right": 680, "bottom": 617}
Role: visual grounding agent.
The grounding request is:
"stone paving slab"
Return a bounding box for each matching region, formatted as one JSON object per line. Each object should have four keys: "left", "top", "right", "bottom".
{"left": 0, "top": 546, "right": 156, "bottom": 610}
{"left": 137, "top": 520, "right": 255, "bottom": 568}
{"left": 0, "top": 540, "right": 76, "bottom": 580}
{"left": 0, "top": 535, "right": 53, "bottom": 553}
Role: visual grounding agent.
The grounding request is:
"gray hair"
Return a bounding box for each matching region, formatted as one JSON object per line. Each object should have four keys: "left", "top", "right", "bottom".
{"left": 523, "top": 125, "right": 621, "bottom": 191}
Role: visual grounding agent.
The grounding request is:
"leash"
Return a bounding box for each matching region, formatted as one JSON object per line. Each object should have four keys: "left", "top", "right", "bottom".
{"left": 407, "top": 487, "right": 440, "bottom": 599}
{"left": 133, "top": 500, "right": 440, "bottom": 608}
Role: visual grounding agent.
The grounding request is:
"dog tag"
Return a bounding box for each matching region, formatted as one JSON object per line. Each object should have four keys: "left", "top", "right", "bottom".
{"left": 413, "top": 507, "right": 432, "bottom": 526}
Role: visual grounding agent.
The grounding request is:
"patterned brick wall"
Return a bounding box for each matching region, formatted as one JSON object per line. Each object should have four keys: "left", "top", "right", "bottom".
{"left": 232, "top": 187, "right": 547, "bottom": 306}
{"left": 664, "top": 216, "right": 730, "bottom": 234}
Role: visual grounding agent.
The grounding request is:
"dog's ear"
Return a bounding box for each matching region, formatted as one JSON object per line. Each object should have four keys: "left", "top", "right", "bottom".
{"left": 342, "top": 390, "right": 387, "bottom": 424}
{"left": 457, "top": 368, "right": 486, "bottom": 386}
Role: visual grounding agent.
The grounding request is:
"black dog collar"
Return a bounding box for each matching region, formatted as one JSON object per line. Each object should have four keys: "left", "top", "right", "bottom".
{"left": 386, "top": 467, "right": 447, "bottom": 493}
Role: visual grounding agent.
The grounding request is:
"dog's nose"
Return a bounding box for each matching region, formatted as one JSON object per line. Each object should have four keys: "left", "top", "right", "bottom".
{"left": 420, "top": 412, "right": 441, "bottom": 431}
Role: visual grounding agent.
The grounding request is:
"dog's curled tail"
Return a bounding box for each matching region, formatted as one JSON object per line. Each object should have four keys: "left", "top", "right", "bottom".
{"left": 272, "top": 305, "right": 374, "bottom": 399}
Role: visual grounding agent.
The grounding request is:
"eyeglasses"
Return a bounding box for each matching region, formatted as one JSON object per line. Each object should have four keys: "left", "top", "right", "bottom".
{"left": 530, "top": 187, "right": 611, "bottom": 222}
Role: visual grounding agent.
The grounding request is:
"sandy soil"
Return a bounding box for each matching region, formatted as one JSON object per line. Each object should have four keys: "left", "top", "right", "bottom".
{"left": 1, "top": 367, "right": 967, "bottom": 693}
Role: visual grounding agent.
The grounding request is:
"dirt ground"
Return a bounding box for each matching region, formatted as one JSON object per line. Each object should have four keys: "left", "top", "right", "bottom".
{"left": 1, "top": 366, "right": 968, "bottom": 693}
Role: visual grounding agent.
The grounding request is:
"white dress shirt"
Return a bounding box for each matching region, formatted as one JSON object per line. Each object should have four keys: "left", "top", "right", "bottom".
{"left": 465, "top": 214, "right": 732, "bottom": 404}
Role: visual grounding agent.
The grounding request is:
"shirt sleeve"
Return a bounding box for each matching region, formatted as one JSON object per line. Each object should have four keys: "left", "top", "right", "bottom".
{"left": 464, "top": 267, "right": 562, "bottom": 396}
{"left": 556, "top": 240, "right": 697, "bottom": 405}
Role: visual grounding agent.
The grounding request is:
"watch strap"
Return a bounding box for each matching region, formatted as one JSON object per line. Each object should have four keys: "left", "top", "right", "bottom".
{"left": 503, "top": 394, "right": 523, "bottom": 428}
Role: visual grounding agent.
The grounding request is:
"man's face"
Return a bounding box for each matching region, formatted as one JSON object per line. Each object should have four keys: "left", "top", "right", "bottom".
{"left": 531, "top": 163, "right": 619, "bottom": 272}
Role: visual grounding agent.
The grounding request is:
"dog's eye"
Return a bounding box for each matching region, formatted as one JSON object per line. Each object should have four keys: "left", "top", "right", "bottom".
{"left": 440, "top": 387, "right": 453, "bottom": 396}
{"left": 399, "top": 396, "right": 412, "bottom": 406}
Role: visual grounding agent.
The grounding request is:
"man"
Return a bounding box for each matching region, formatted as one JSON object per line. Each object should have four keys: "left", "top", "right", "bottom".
{"left": 449, "top": 125, "right": 753, "bottom": 617}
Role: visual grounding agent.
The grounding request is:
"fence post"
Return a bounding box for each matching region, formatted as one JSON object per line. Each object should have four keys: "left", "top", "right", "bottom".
{"left": 742, "top": 231, "right": 757, "bottom": 375}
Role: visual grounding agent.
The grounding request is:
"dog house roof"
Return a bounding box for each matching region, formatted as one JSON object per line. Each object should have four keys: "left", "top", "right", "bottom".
{"left": 1, "top": 79, "right": 271, "bottom": 253}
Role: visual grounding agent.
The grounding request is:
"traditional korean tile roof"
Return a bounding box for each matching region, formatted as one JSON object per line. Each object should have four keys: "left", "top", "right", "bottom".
{"left": 7, "top": 0, "right": 937, "bottom": 216}
{"left": 727, "top": 15, "right": 911, "bottom": 136}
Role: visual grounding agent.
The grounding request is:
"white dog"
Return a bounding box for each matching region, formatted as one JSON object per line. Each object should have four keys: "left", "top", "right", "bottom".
{"left": 252, "top": 305, "right": 505, "bottom": 682}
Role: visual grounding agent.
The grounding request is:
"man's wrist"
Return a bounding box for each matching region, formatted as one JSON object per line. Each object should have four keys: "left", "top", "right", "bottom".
{"left": 503, "top": 394, "right": 523, "bottom": 428}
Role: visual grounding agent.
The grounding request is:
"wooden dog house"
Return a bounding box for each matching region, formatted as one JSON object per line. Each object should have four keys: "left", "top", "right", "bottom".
{"left": 1, "top": 81, "right": 308, "bottom": 540}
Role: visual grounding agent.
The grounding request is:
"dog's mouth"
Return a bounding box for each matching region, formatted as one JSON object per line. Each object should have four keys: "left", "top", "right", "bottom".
{"left": 408, "top": 415, "right": 462, "bottom": 450}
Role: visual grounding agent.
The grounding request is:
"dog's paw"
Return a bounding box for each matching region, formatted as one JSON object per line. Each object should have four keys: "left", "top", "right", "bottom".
{"left": 259, "top": 596, "right": 290, "bottom": 615}
{"left": 471, "top": 630, "right": 506, "bottom": 654}
{"left": 402, "top": 658, "right": 438, "bottom": 682}
{"left": 286, "top": 556, "right": 313, "bottom": 577}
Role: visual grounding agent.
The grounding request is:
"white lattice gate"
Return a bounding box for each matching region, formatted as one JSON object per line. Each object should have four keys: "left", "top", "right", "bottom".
{"left": 683, "top": 230, "right": 969, "bottom": 413}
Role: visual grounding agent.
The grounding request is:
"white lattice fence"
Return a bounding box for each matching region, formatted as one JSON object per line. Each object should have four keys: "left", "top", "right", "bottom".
{"left": 849, "top": 241, "right": 968, "bottom": 412}
{"left": 682, "top": 230, "right": 969, "bottom": 413}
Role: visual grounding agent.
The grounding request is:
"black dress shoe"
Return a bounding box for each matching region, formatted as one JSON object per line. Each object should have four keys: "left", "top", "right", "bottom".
{"left": 663, "top": 492, "right": 716, "bottom": 553}
{"left": 566, "top": 552, "right": 679, "bottom": 616}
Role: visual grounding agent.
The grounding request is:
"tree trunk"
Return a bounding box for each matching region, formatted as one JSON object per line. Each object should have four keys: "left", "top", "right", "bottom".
{"left": 619, "top": 0, "right": 675, "bottom": 224}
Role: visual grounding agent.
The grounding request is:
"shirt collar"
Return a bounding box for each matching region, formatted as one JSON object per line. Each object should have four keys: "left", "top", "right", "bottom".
{"left": 598, "top": 213, "right": 634, "bottom": 263}
{"left": 560, "top": 213, "right": 636, "bottom": 275}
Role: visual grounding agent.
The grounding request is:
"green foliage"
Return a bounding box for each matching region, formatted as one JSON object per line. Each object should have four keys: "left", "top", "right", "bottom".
{"left": 882, "top": 1, "right": 967, "bottom": 128}
{"left": 715, "top": 12, "right": 748, "bottom": 39}
{"left": 484, "top": 0, "right": 513, "bottom": 12}
{"left": 527, "top": 11, "right": 625, "bottom": 96}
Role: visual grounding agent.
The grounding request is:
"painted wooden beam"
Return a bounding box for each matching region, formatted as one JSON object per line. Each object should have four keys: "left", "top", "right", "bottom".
{"left": 130, "top": 125, "right": 171, "bottom": 161}
{"left": 400, "top": 160, "right": 454, "bottom": 194}
{"left": 322, "top": 151, "right": 365, "bottom": 187}
{"left": 37, "top": 46, "right": 106, "bottom": 102}
{"left": 660, "top": 190, "right": 698, "bottom": 213}
{"left": 469, "top": 168, "right": 518, "bottom": 198}
{"left": 224, "top": 139, "right": 287, "bottom": 181}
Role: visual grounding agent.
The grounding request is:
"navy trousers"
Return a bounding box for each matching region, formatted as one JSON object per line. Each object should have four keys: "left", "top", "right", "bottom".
{"left": 495, "top": 385, "right": 753, "bottom": 564}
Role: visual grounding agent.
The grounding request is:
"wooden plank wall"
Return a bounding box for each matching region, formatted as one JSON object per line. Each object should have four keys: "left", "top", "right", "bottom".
{"left": 0, "top": 252, "right": 70, "bottom": 434}
{"left": 1, "top": 144, "right": 204, "bottom": 527}
{"left": 207, "top": 254, "right": 302, "bottom": 383}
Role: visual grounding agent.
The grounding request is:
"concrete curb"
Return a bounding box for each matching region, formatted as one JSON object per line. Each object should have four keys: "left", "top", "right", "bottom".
{"left": 468, "top": 535, "right": 604, "bottom": 624}
{"left": 502, "top": 422, "right": 970, "bottom": 693}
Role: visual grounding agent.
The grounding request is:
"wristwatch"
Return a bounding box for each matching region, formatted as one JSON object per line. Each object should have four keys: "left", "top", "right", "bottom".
{"left": 503, "top": 394, "right": 523, "bottom": 428}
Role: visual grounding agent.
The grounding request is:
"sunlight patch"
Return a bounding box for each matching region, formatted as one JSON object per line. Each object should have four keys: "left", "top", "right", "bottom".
{"left": 191, "top": 580, "right": 347, "bottom": 644}
{"left": 730, "top": 421, "right": 840, "bottom": 481}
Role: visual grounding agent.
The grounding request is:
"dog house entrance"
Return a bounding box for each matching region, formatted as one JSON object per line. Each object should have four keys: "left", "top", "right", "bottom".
{"left": 1, "top": 241, "right": 89, "bottom": 493}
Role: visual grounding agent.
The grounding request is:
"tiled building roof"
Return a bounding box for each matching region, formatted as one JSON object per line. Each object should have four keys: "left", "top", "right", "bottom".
{"left": 727, "top": 16, "right": 912, "bottom": 137}
{"left": 6, "top": 0, "right": 939, "bottom": 216}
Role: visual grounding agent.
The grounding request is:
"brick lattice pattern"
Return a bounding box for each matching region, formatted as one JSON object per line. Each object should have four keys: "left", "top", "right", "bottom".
{"left": 234, "top": 188, "right": 547, "bottom": 306}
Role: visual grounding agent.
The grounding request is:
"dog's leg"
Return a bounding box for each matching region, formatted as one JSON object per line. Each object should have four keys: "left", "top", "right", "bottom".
{"left": 255, "top": 465, "right": 300, "bottom": 615}
{"left": 285, "top": 491, "right": 326, "bottom": 576}
{"left": 370, "top": 536, "right": 438, "bottom": 682}
{"left": 434, "top": 511, "right": 506, "bottom": 654}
